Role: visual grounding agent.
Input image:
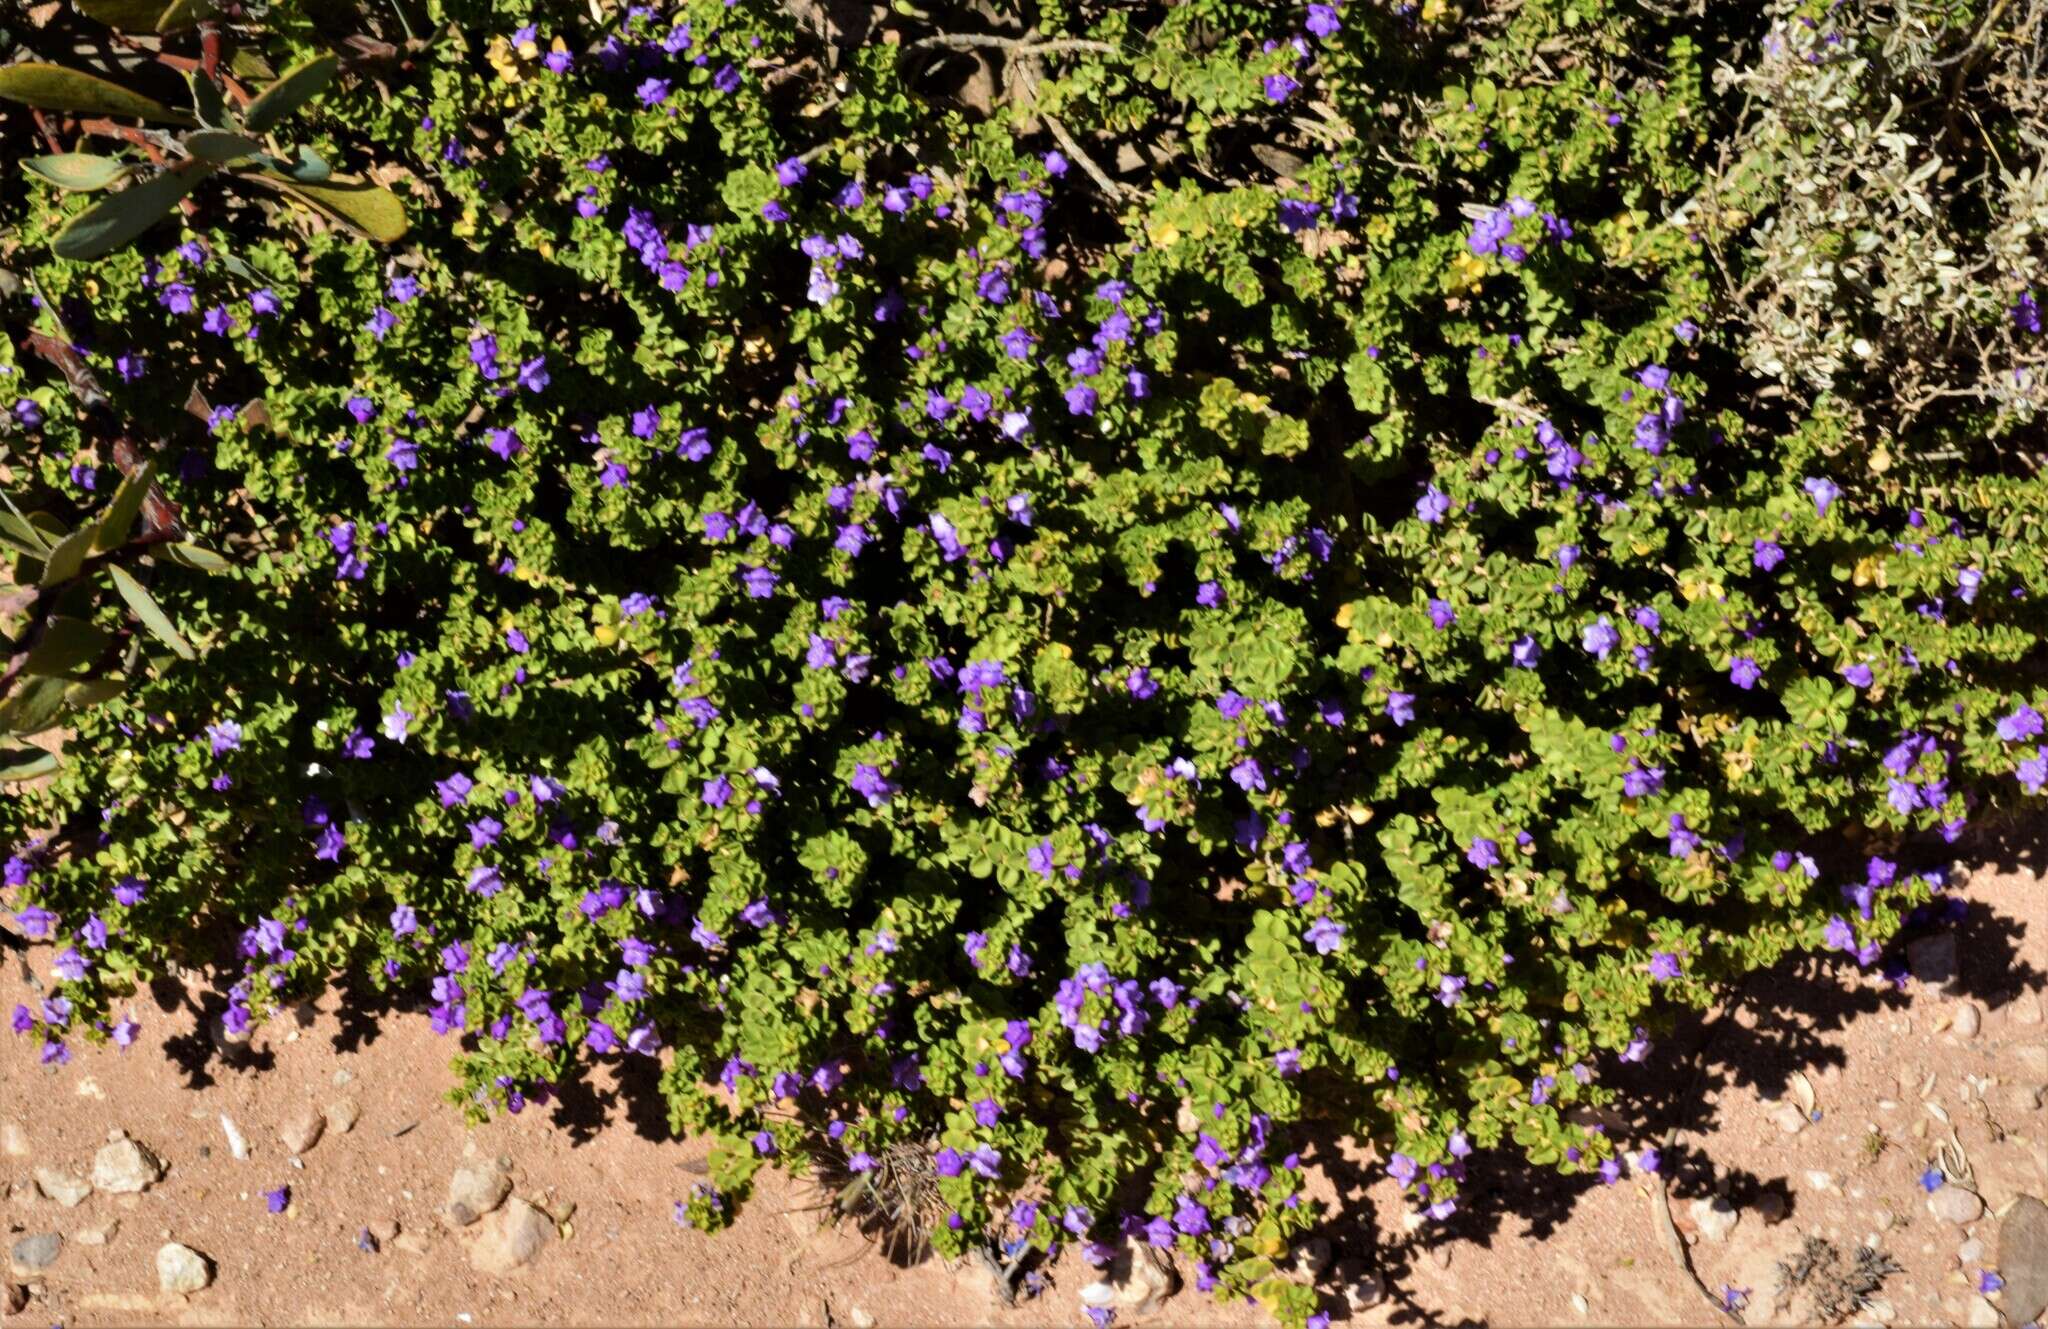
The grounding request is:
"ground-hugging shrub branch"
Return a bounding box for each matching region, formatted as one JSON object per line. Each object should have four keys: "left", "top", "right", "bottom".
{"left": 2, "top": 1, "right": 2047, "bottom": 1326}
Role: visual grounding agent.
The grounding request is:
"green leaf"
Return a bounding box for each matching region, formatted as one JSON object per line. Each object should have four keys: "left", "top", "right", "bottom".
{"left": 0, "top": 745, "right": 59, "bottom": 783}
{"left": 52, "top": 165, "right": 215, "bottom": 261}
{"left": 186, "top": 128, "right": 266, "bottom": 163}
{"left": 0, "top": 511, "right": 55, "bottom": 554}
{"left": 23, "top": 152, "right": 133, "bottom": 192}
{"left": 24, "top": 616, "right": 111, "bottom": 677}
{"left": 93, "top": 461, "right": 157, "bottom": 554}
{"left": 159, "top": 541, "right": 230, "bottom": 573}
{"left": 0, "top": 677, "right": 71, "bottom": 736}
{"left": 155, "top": 0, "right": 216, "bottom": 30}
{"left": 39, "top": 524, "right": 95, "bottom": 586}
{"left": 263, "top": 174, "right": 408, "bottom": 243}
{"left": 108, "top": 564, "right": 193, "bottom": 660}
{"left": 74, "top": 0, "right": 179, "bottom": 27}
{"left": 242, "top": 54, "right": 339, "bottom": 134}
{"left": 66, "top": 677, "right": 129, "bottom": 709}
{"left": 0, "top": 63, "right": 196, "bottom": 125}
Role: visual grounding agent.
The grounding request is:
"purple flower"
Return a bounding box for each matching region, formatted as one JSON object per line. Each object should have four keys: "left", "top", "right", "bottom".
{"left": 1303, "top": 916, "right": 1344, "bottom": 955}
{"left": 1467, "top": 838, "right": 1501, "bottom": 870}
{"left": 1263, "top": 72, "right": 1299, "bottom": 102}
{"left": 1511, "top": 636, "right": 1542, "bottom": 669}
{"left": 1647, "top": 951, "right": 1682, "bottom": 981}
{"left": 265, "top": 1185, "right": 290, "bottom": 1213}
{"left": 1804, "top": 477, "right": 1841, "bottom": 516}
{"left": 1729, "top": 656, "right": 1762, "bottom": 690}
{"left": 1753, "top": 539, "right": 1786, "bottom": 571}
{"left": 1416, "top": 486, "right": 1451, "bottom": 524}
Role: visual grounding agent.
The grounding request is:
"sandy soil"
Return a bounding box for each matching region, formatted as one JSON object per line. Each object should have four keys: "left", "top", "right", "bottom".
{"left": 4, "top": 841, "right": 2045, "bottom": 1328}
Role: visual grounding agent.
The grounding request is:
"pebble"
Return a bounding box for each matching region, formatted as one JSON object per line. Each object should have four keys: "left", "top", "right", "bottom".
{"left": 2014, "top": 992, "right": 2044, "bottom": 1025}
{"left": 1957, "top": 1237, "right": 1983, "bottom": 1264}
{"left": 220, "top": 1115, "right": 249, "bottom": 1161}
{"left": 91, "top": 1138, "right": 164, "bottom": 1194}
{"left": 8, "top": 1233, "right": 60, "bottom": 1277}
{"left": 467, "top": 1197, "right": 554, "bottom": 1275}
{"left": 73, "top": 1217, "right": 119, "bottom": 1247}
{"left": 0, "top": 1120, "right": 27, "bottom": 1158}
{"left": 1951, "top": 1002, "right": 1982, "bottom": 1039}
{"left": 333, "top": 1069, "right": 355, "bottom": 1086}
{"left": 279, "top": 1105, "right": 326, "bottom": 1155}
{"left": 32, "top": 1167, "right": 92, "bottom": 1208}
{"left": 370, "top": 1219, "right": 400, "bottom": 1243}
{"left": 1336, "top": 1260, "right": 1386, "bottom": 1312}
{"left": 324, "top": 1099, "right": 362, "bottom": 1135}
{"left": 446, "top": 1161, "right": 513, "bottom": 1227}
{"left": 1291, "top": 1235, "right": 1332, "bottom": 1279}
{"left": 1571, "top": 1292, "right": 1590, "bottom": 1317}
{"left": 1806, "top": 1170, "right": 1838, "bottom": 1193}
{"left": 848, "top": 1309, "right": 876, "bottom": 1329}
{"left": 2000, "top": 1194, "right": 2048, "bottom": 1327}
{"left": 1689, "top": 1196, "right": 1740, "bottom": 1243}
{"left": 156, "top": 1242, "right": 212, "bottom": 1294}
{"left": 1756, "top": 1191, "right": 1789, "bottom": 1225}
{"left": 1771, "top": 1102, "right": 1810, "bottom": 1135}
{"left": 1927, "top": 1185, "right": 1984, "bottom": 1225}
{"left": 5, "top": 1281, "right": 25, "bottom": 1314}
{"left": 1076, "top": 1238, "right": 1178, "bottom": 1316}
{"left": 1964, "top": 1294, "right": 1999, "bottom": 1328}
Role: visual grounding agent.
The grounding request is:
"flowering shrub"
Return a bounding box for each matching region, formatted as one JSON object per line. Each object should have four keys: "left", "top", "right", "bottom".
{"left": 5, "top": 0, "right": 2047, "bottom": 1322}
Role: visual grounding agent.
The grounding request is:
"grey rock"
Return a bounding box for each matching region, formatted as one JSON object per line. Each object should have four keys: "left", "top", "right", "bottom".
{"left": 1076, "top": 1239, "right": 1177, "bottom": 1318}
{"left": 1689, "top": 1195, "right": 1740, "bottom": 1243}
{"left": 467, "top": 1196, "right": 554, "bottom": 1275}
{"left": 90, "top": 1138, "right": 163, "bottom": 1193}
{"left": 323, "top": 1099, "right": 361, "bottom": 1135}
{"left": 8, "top": 1233, "right": 60, "bottom": 1277}
{"left": 156, "top": 1241, "right": 211, "bottom": 1294}
{"left": 445, "top": 1161, "right": 511, "bottom": 1226}
{"left": 278, "top": 1105, "right": 325, "bottom": 1155}
{"left": 1907, "top": 933, "right": 1958, "bottom": 992}
{"left": 1927, "top": 1184, "right": 1984, "bottom": 1225}
{"left": 1999, "top": 1194, "right": 2048, "bottom": 1328}
{"left": 32, "top": 1167, "right": 91, "bottom": 1208}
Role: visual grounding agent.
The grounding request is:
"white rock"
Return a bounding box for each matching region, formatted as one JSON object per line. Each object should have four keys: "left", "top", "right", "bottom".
{"left": 73, "top": 1217, "right": 118, "bottom": 1246}
{"left": 220, "top": 1115, "right": 249, "bottom": 1161}
{"left": 91, "top": 1139, "right": 163, "bottom": 1194}
{"left": 1805, "top": 1169, "right": 1837, "bottom": 1193}
{"left": 1341, "top": 1268, "right": 1386, "bottom": 1313}
{"left": 1290, "top": 1236, "right": 1332, "bottom": 1279}
{"left": 1957, "top": 1237, "right": 1983, "bottom": 1264}
{"left": 466, "top": 1197, "right": 554, "bottom": 1275}
{"left": 156, "top": 1242, "right": 211, "bottom": 1294}
{"left": 323, "top": 1100, "right": 361, "bottom": 1135}
{"left": 1950, "top": 1003, "right": 1981, "bottom": 1039}
{"left": 0, "top": 1120, "right": 28, "bottom": 1158}
{"left": 445, "top": 1161, "right": 512, "bottom": 1226}
{"left": 1771, "top": 1102, "right": 1811, "bottom": 1135}
{"left": 847, "top": 1310, "right": 876, "bottom": 1329}
{"left": 32, "top": 1168, "right": 91, "bottom": 1208}
{"left": 1926, "top": 1185, "right": 1984, "bottom": 1224}
{"left": 1078, "top": 1239, "right": 1177, "bottom": 1317}
{"left": 278, "top": 1105, "right": 325, "bottom": 1155}
{"left": 1689, "top": 1196, "right": 1740, "bottom": 1243}
{"left": 1571, "top": 1293, "right": 1590, "bottom": 1317}
{"left": 1964, "top": 1294, "right": 2000, "bottom": 1328}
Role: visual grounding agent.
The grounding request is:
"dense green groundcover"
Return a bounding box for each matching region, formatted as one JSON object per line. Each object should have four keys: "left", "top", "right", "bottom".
{"left": 4, "top": 0, "right": 2047, "bottom": 1319}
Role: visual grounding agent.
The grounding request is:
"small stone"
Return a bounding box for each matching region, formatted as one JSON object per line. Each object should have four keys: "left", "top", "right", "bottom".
{"left": 5, "top": 1281, "right": 25, "bottom": 1314}
{"left": 1689, "top": 1196, "right": 1740, "bottom": 1243}
{"left": 1291, "top": 1236, "right": 1332, "bottom": 1279}
{"left": 0, "top": 1120, "right": 27, "bottom": 1158}
{"left": 1908, "top": 933, "right": 1959, "bottom": 993}
{"left": 8, "top": 1233, "right": 60, "bottom": 1277}
{"left": 332, "top": 1068, "right": 355, "bottom": 1086}
{"left": 208, "top": 1013, "right": 253, "bottom": 1060}
{"left": 1875, "top": 1208, "right": 1897, "bottom": 1231}
{"left": 2005, "top": 1084, "right": 2044, "bottom": 1112}
{"left": 1571, "top": 1292, "right": 1590, "bottom": 1317}
{"left": 1756, "top": 1192, "right": 1790, "bottom": 1225}
{"left": 1999, "top": 1194, "right": 2048, "bottom": 1328}
{"left": 32, "top": 1167, "right": 91, "bottom": 1208}
{"left": 394, "top": 1233, "right": 429, "bottom": 1255}
{"left": 1771, "top": 1102, "right": 1811, "bottom": 1135}
{"left": 369, "top": 1219, "right": 399, "bottom": 1243}
{"left": 1335, "top": 1259, "right": 1385, "bottom": 1312}
{"left": 1075, "top": 1238, "right": 1176, "bottom": 1317}
{"left": 1805, "top": 1170, "right": 1837, "bottom": 1193}
{"left": 156, "top": 1241, "right": 212, "bottom": 1294}
{"left": 467, "top": 1196, "right": 555, "bottom": 1275}
{"left": 1927, "top": 1185, "right": 1984, "bottom": 1225}
{"left": 2016, "top": 1045, "right": 2048, "bottom": 1081}
{"left": 848, "top": 1310, "right": 876, "bottom": 1329}
{"left": 323, "top": 1099, "right": 361, "bottom": 1135}
{"left": 1957, "top": 1237, "right": 1983, "bottom": 1264}
{"left": 220, "top": 1115, "right": 249, "bottom": 1161}
{"left": 91, "top": 1138, "right": 164, "bottom": 1194}
{"left": 2014, "top": 993, "right": 2044, "bottom": 1025}
{"left": 278, "top": 1105, "right": 325, "bottom": 1155}
{"left": 73, "top": 1217, "right": 118, "bottom": 1246}
{"left": 1429, "top": 1243, "right": 1451, "bottom": 1269}
{"left": 1951, "top": 1003, "right": 1982, "bottom": 1039}
{"left": 1964, "top": 1294, "right": 1999, "bottom": 1328}
{"left": 446, "top": 1161, "right": 512, "bottom": 1226}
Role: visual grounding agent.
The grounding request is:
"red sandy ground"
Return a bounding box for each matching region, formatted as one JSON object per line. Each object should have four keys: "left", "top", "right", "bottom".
{"left": 4, "top": 850, "right": 2044, "bottom": 1328}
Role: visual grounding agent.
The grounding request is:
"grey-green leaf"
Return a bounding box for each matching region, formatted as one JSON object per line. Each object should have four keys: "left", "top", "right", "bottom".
{"left": 187, "top": 70, "right": 228, "bottom": 128}
{"left": 0, "top": 63, "right": 197, "bottom": 124}
{"left": 38, "top": 524, "right": 95, "bottom": 587}
{"left": 93, "top": 461, "right": 157, "bottom": 554}
{"left": 108, "top": 564, "right": 194, "bottom": 660}
{"left": 160, "top": 541, "right": 230, "bottom": 573}
{"left": 0, "top": 745, "right": 59, "bottom": 783}
{"left": 242, "top": 54, "right": 338, "bottom": 133}
{"left": 262, "top": 173, "right": 408, "bottom": 243}
{"left": 51, "top": 164, "right": 215, "bottom": 261}
{"left": 186, "top": 128, "right": 265, "bottom": 163}
{"left": 23, "top": 152, "right": 133, "bottom": 192}
{"left": 24, "top": 616, "right": 110, "bottom": 677}
{"left": 280, "top": 144, "right": 331, "bottom": 183}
